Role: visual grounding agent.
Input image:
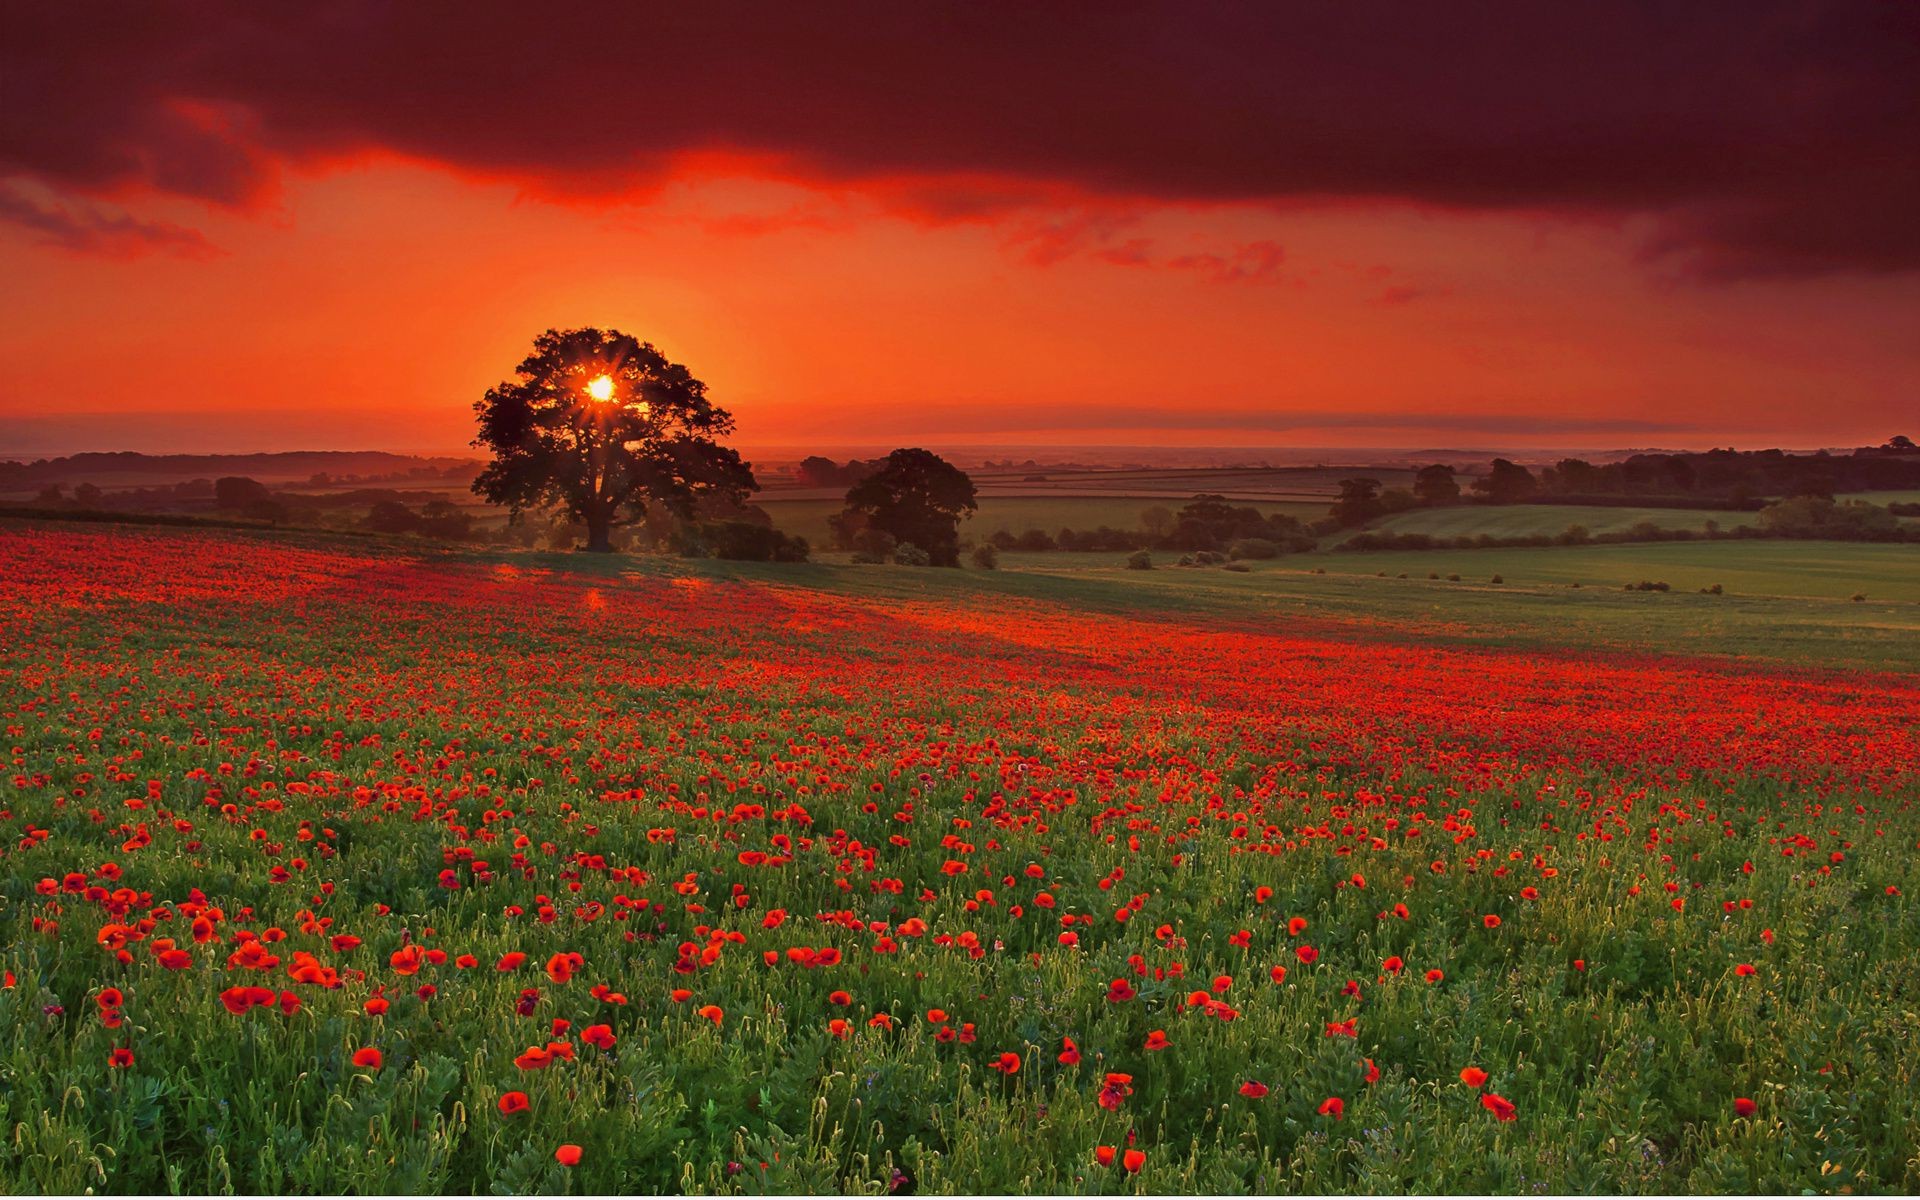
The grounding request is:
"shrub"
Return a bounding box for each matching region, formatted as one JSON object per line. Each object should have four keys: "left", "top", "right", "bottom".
{"left": 1625, "top": 580, "right": 1671, "bottom": 592}
{"left": 970, "top": 544, "right": 999, "bottom": 570}
{"left": 893, "top": 542, "right": 932, "bottom": 567}
{"left": 1852, "top": 592, "right": 1867, "bottom": 602}
{"left": 1490, "top": 574, "right": 1503, "bottom": 584}
{"left": 1447, "top": 573, "right": 1460, "bottom": 581}
{"left": 708, "top": 521, "right": 810, "bottom": 562}
{"left": 1229, "top": 537, "right": 1279, "bottom": 560}
{"left": 1125, "top": 550, "right": 1153, "bottom": 570}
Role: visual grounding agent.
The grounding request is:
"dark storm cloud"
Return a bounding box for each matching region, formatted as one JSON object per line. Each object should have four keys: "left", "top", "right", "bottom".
{"left": 3, "top": 1, "right": 1915, "bottom": 276}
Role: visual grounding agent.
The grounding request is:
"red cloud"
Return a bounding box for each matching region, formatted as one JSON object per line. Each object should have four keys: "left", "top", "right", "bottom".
{"left": 4, "top": 1, "right": 1916, "bottom": 277}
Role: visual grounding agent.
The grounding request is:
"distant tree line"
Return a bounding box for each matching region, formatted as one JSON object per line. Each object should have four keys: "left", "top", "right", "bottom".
{"left": 1337, "top": 496, "right": 1919, "bottom": 552}
{"left": 794, "top": 456, "right": 885, "bottom": 489}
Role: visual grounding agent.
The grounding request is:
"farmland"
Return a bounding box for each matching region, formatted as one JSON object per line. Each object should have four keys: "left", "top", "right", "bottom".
{"left": 2, "top": 520, "right": 1917, "bottom": 1193}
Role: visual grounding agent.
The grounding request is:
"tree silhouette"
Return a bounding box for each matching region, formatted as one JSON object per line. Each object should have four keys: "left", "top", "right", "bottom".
{"left": 840, "top": 448, "right": 977, "bottom": 566}
{"left": 1472, "top": 458, "right": 1539, "bottom": 504}
{"left": 1331, "top": 478, "right": 1384, "bottom": 526}
{"left": 472, "top": 328, "right": 756, "bottom": 552}
{"left": 1412, "top": 464, "right": 1460, "bottom": 506}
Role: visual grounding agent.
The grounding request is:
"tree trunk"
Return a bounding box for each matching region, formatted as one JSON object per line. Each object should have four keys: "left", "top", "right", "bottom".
{"left": 583, "top": 512, "right": 615, "bottom": 553}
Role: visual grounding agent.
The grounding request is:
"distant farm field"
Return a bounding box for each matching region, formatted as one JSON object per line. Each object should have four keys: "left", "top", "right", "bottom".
{"left": 3, "top": 519, "right": 1919, "bottom": 1194}
{"left": 1313, "top": 540, "right": 1918, "bottom": 601}
{"left": 1366, "top": 503, "right": 1758, "bottom": 540}
{"left": 760, "top": 495, "right": 1327, "bottom": 547}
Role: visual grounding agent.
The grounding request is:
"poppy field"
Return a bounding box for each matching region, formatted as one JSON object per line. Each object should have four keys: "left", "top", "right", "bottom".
{"left": 2, "top": 521, "right": 1917, "bottom": 1194}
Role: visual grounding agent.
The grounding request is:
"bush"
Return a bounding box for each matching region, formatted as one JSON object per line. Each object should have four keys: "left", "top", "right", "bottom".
{"left": 970, "top": 544, "right": 999, "bottom": 570}
{"left": 708, "top": 521, "right": 810, "bottom": 562}
{"left": 1625, "top": 580, "right": 1671, "bottom": 592}
{"left": 1490, "top": 574, "right": 1503, "bottom": 584}
{"left": 893, "top": 542, "right": 932, "bottom": 567}
{"left": 1852, "top": 592, "right": 1867, "bottom": 602}
{"left": 1228, "top": 537, "right": 1279, "bottom": 560}
{"left": 1125, "top": 550, "right": 1153, "bottom": 570}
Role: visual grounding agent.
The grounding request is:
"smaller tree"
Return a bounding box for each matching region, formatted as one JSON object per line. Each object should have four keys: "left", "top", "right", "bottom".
{"left": 1472, "top": 458, "right": 1539, "bottom": 504}
{"left": 1139, "top": 505, "right": 1175, "bottom": 538}
{"left": 839, "top": 448, "right": 978, "bottom": 566}
{"left": 215, "top": 476, "right": 273, "bottom": 510}
{"left": 1412, "top": 464, "right": 1460, "bottom": 506}
{"left": 1330, "top": 478, "right": 1384, "bottom": 527}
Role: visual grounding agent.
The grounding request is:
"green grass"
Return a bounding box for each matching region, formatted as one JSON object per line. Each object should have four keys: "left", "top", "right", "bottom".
{"left": 903, "top": 543, "right": 1920, "bottom": 673}
{"left": 1311, "top": 540, "right": 1918, "bottom": 601}
{"left": 1366, "top": 503, "right": 1757, "bottom": 540}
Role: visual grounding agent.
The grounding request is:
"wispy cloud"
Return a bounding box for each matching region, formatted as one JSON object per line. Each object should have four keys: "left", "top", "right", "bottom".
{"left": 0, "top": 183, "right": 219, "bottom": 259}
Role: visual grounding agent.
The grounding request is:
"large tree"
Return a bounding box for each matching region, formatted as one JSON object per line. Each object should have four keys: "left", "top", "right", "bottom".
{"left": 840, "top": 448, "right": 977, "bottom": 566}
{"left": 472, "top": 328, "right": 756, "bottom": 552}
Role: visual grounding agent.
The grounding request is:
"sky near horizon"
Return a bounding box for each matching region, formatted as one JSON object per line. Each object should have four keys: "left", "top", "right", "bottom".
{"left": 2, "top": 3, "right": 1916, "bottom": 455}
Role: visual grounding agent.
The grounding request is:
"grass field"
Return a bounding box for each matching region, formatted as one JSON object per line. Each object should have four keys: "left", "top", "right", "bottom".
{"left": 1365, "top": 503, "right": 1758, "bottom": 540}
{"left": 3, "top": 519, "right": 1918, "bottom": 1193}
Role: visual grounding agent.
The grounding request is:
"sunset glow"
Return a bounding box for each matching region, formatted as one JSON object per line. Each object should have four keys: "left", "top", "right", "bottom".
{"left": 585, "top": 374, "right": 614, "bottom": 402}
{"left": 1, "top": 4, "right": 1914, "bottom": 454}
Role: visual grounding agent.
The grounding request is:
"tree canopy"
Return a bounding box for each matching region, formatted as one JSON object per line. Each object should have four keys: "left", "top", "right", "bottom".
{"left": 839, "top": 448, "right": 978, "bottom": 566}
{"left": 471, "top": 328, "right": 756, "bottom": 552}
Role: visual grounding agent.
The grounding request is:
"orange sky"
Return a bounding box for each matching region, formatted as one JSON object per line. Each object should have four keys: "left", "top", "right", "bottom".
{"left": 3, "top": 5, "right": 1916, "bottom": 456}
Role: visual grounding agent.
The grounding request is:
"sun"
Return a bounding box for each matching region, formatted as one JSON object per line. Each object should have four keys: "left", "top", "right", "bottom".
{"left": 585, "top": 373, "right": 614, "bottom": 402}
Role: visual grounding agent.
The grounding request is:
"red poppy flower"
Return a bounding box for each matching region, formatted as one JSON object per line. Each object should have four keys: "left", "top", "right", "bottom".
{"left": 554, "top": 1144, "right": 582, "bottom": 1166}
{"left": 496, "top": 952, "right": 527, "bottom": 971}
{"left": 498, "top": 1091, "right": 529, "bottom": 1115}
{"left": 514, "top": 1046, "right": 554, "bottom": 1070}
{"left": 1734, "top": 963, "right": 1756, "bottom": 977}
{"left": 1424, "top": 969, "right": 1445, "bottom": 984}
{"left": 1239, "top": 1081, "right": 1269, "bottom": 1098}
{"left": 990, "top": 1051, "right": 1021, "bottom": 1074}
{"left": 1733, "top": 1096, "right": 1757, "bottom": 1117}
{"left": 108, "top": 1047, "right": 135, "bottom": 1069}
{"left": 1057, "top": 1037, "right": 1081, "bottom": 1065}
{"left": 1144, "top": 1029, "right": 1170, "bottom": 1051}
{"left": 1318, "top": 1096, "right": 1344, "bottom": 1120}
{"left": 1122, "top": 1149, "right": 1145, "bottom": 1173}
{"left": 1295, "top": 945, "right": 1319, "bottom": 964}
{"left": 581, "top": 1023, "right": 615, "bottom": 1049}
{"left": 389, "top": 945, "right": 425, "bottom": 975}
{"left": 352, "top": 1047, "right": 383, "bottom": 1070}
{"left": 1459, "top": 1066, "right": 1488, "bottom": 1088}
{"left": 1481, "top": 1093, "right": 1518, "bottom": 1121}
{"left": 1094, "top": 1146, "right": 1117, "bottom": 1167}
{"left": 1482, "top": 914, "right": 1502, "bottom": 929}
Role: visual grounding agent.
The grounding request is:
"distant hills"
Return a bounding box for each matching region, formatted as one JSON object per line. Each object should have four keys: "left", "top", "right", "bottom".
{"left": 0, "top": 450, "right": 481, "bottom": 491}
